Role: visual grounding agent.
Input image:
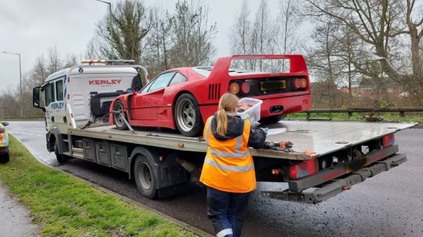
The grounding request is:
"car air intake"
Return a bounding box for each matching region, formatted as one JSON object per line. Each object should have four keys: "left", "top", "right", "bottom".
{"left": 208, "top": 83, "right": 221, "bottom": 100}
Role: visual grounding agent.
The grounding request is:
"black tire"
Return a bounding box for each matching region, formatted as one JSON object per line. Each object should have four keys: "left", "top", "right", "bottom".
{"left": 133, "top": 155, "right": 158, "bottom": 199}
{"left": 259, "top": 115, "right": 285, "bottom": 125}
{"left": 0, "top": 153, "right": 9, "bottom": 164}
{"left": 55, "top": 143, "right": 67, "bottom": 164}
{"left": 174, "top": 93, "right": 203, "bottom": 137}
{"left": 113, "top": 100, "right": 128, "bottom": 130}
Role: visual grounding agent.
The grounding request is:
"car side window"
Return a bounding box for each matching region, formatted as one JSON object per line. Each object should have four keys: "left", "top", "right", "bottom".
{"left": 146, "top": 72, "right": 176, "bottom": 92}
{"left": 169, "top": 72, "right": 187, "bottom": 86}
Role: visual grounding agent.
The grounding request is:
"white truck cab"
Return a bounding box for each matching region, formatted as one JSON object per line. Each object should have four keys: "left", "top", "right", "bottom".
{"left": 33, "top": 60, "right": 147, "bottom": 130}
{"left": 33, "top": 59, "right": 147, "bottom": 156}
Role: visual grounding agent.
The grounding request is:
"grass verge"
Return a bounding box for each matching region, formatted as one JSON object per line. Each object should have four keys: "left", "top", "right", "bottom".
{"left": 0, "top": 136, "right": 199, "bottom": 237}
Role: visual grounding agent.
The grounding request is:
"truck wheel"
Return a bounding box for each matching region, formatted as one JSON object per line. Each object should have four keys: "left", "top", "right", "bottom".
{"left": 134, "top": 155, "right": 158, "bottom": 199}
{"left": 113, "top": 100, "right": 128, "bottom": 130}
{"left": 174, "top": 93, "right": 203, "bottom": 137}
{"left": 55, "top": 143, "right": 68, "bottom": 164}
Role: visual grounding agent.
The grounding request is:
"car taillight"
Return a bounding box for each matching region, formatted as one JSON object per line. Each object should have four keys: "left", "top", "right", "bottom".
{"left": 240, "top": 82, "right": 251, "bottom": 94}
{"left": 288, "top": 159, "right": 319, "bottom": 180}
{"left": 293, "top": 78, "right": 300, "bottom": 89}
{"left": 229, "top": 82, "right": 240, "bottom": 94}
{"left": 300, "top": 78, "right": 307, "bottom": 88}
{"left": 383, "top": 134, "right": 395, "bottom": 148}
{"left": 293, "top": 77, "right": 307, "bottom": 90}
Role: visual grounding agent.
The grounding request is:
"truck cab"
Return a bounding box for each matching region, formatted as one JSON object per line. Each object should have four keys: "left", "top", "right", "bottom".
{"left": 33, "top": 59, "right": 147, "bottom": 156}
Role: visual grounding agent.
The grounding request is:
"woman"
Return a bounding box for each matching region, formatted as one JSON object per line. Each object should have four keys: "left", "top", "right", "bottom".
{"left": 200, "top": 92, "right": 267, "bottom": 237}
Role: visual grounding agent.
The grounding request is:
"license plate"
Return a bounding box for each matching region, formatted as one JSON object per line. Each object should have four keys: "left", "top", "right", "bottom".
{"left": 260, "top": 80, "right": 286, "bottom": 91}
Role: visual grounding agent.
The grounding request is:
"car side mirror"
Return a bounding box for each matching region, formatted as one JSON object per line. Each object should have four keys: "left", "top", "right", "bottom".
{"left": 0, "top": 121, "right": 9, "bottom": 126}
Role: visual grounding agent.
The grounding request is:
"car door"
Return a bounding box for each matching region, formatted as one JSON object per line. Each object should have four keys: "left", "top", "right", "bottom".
{"left": 132, "top": 72, "right": 176, "bottom": 121}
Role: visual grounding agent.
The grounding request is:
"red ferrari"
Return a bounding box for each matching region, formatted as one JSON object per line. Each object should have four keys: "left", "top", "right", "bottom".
{"left": 109, "top": 55, "right": 311, "bottom": 137}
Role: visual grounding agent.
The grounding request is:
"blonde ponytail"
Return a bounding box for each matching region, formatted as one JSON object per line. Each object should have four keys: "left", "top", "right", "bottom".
{"left": 215, "top": 93, "right": 239, "bottom": 136}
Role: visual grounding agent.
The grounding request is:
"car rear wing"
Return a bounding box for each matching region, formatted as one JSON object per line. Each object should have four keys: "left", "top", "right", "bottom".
{"left": 208, "top": 54, "right": 308, "bottom": 79}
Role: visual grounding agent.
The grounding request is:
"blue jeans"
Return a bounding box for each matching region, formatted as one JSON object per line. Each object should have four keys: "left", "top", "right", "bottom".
{"left": 206, "top": 187, "right": 251, "bottom": 237}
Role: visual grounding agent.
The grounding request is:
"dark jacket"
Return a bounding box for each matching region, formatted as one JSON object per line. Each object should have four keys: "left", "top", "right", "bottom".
{"left": 210, "top": 114, "right": 266, "bottom": 149}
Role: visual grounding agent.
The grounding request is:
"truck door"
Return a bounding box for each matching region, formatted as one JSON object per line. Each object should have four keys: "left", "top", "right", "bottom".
{"left": 44, "top": 76, "right": 66, "bottom": 132}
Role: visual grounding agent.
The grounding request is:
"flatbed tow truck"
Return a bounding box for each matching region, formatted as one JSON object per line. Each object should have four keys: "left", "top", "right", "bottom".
{"left": 64, "top": 119, "right": 414, "bottom": 204}
{"left": 32, "top": 59, "right": 416, "bottom": 204}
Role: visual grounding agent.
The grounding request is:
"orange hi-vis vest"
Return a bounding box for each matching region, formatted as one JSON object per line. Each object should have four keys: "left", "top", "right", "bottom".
{"left": 200, "top": 116, "right": 256, "bottom": 193}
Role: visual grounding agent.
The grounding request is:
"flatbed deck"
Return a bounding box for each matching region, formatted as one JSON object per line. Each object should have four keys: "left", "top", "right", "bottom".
{"left": 69, "top": 120, "right": 416, "bottom": 161}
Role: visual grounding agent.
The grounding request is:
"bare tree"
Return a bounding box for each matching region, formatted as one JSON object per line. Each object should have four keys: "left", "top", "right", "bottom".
{"left": 47, "top": 47, "right": 62, "bottom": 74}
{"left": 251, "top": 0, "right": 273, "bottom": 56}
{"left": 91, "top": 0, "right": 152, "bottom": 63}
{"left": 275, "top": 0, "right": 304, "bottom": 54}
{"left": 142, "top": 8, "right": 173, "bottom": 77}
{"left": 168, "top": 0, "right": 217, "bottom": 67}
{"left": 304, "top": 0, "right": 423, "bottom": 104}
{"left": 230, "top": 1, "right": 252, "bottom": 56}
{"left": 307, "top": 22, "right": 345, "bottom": 108}
{"left": 230, "top": 0, "right": 306, "bottom": 71}
{"left": 0, "top": 90, "right": 19, "bottom": 118}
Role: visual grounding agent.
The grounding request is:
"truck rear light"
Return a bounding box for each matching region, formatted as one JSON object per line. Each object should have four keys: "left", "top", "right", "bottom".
{"left": 382, "top": 134, "right": 395, "bottom": 148}
{"left": 271, "top": 169, "right": 282, "bottom": 175}
{"left": 289, "top": 159, "right": 319, "bottom": 180}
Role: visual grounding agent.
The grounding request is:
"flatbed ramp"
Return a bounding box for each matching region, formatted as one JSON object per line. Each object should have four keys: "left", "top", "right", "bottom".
{"left": 70, "top": 120, "right": 416, "bottom": 160}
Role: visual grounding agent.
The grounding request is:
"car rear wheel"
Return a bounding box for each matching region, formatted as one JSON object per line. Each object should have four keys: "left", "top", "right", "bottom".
{"left": 174, "top": 93, "right": 203, "bottom": 137}
{"left": 113, "top": 100, "right": 128, "bottom": 130}
{"left": 259, "top": 115, "right": 285, "bottom": 125}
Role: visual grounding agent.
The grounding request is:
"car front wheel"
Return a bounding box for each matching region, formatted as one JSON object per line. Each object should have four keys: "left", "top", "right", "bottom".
{"left": 174, "top": 93, "right": 203, "bottom": 137}
{"left": 113, "top": 100, "right": 129, "bottom": 130}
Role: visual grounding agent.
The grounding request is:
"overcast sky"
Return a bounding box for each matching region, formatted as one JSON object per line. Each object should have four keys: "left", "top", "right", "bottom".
{"left": 0, "top": 0, "right": 277, "bottom": 91}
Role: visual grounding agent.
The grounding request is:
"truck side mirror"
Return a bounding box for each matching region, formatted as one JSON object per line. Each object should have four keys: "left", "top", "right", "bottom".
{"left": 33, "top": 86, "right": 45, "bottom": 111}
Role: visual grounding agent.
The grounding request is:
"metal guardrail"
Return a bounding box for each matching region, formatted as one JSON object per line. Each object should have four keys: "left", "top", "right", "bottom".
{"left": 302, "top": 107, "right": 423, "bottom": 120}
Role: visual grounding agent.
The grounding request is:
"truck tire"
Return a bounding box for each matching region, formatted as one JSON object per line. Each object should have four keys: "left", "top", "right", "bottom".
{"left": 133, "top": 154, "right": 158, "bottom": 199}
{"left": 113, "top": 100, "right": 129, "bottom": 130}
{"left": 174, "top": 93, "right": 203, "bottom": 137}
{"left": 55, "top": 143, "right": 68, "bottom": 164}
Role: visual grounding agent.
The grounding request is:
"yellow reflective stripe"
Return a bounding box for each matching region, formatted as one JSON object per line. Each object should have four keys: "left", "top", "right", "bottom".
{"left": 209, "top": 149, "right": 250, "bottom": 158}
{"left": 235, "top": 134, "right": 242, "bottom": 152}
{"left": 205, "top": 155, "right": 254, "bottom": 172}
{"left": 205, "top": 117, "right": 212, "bottom": 144}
